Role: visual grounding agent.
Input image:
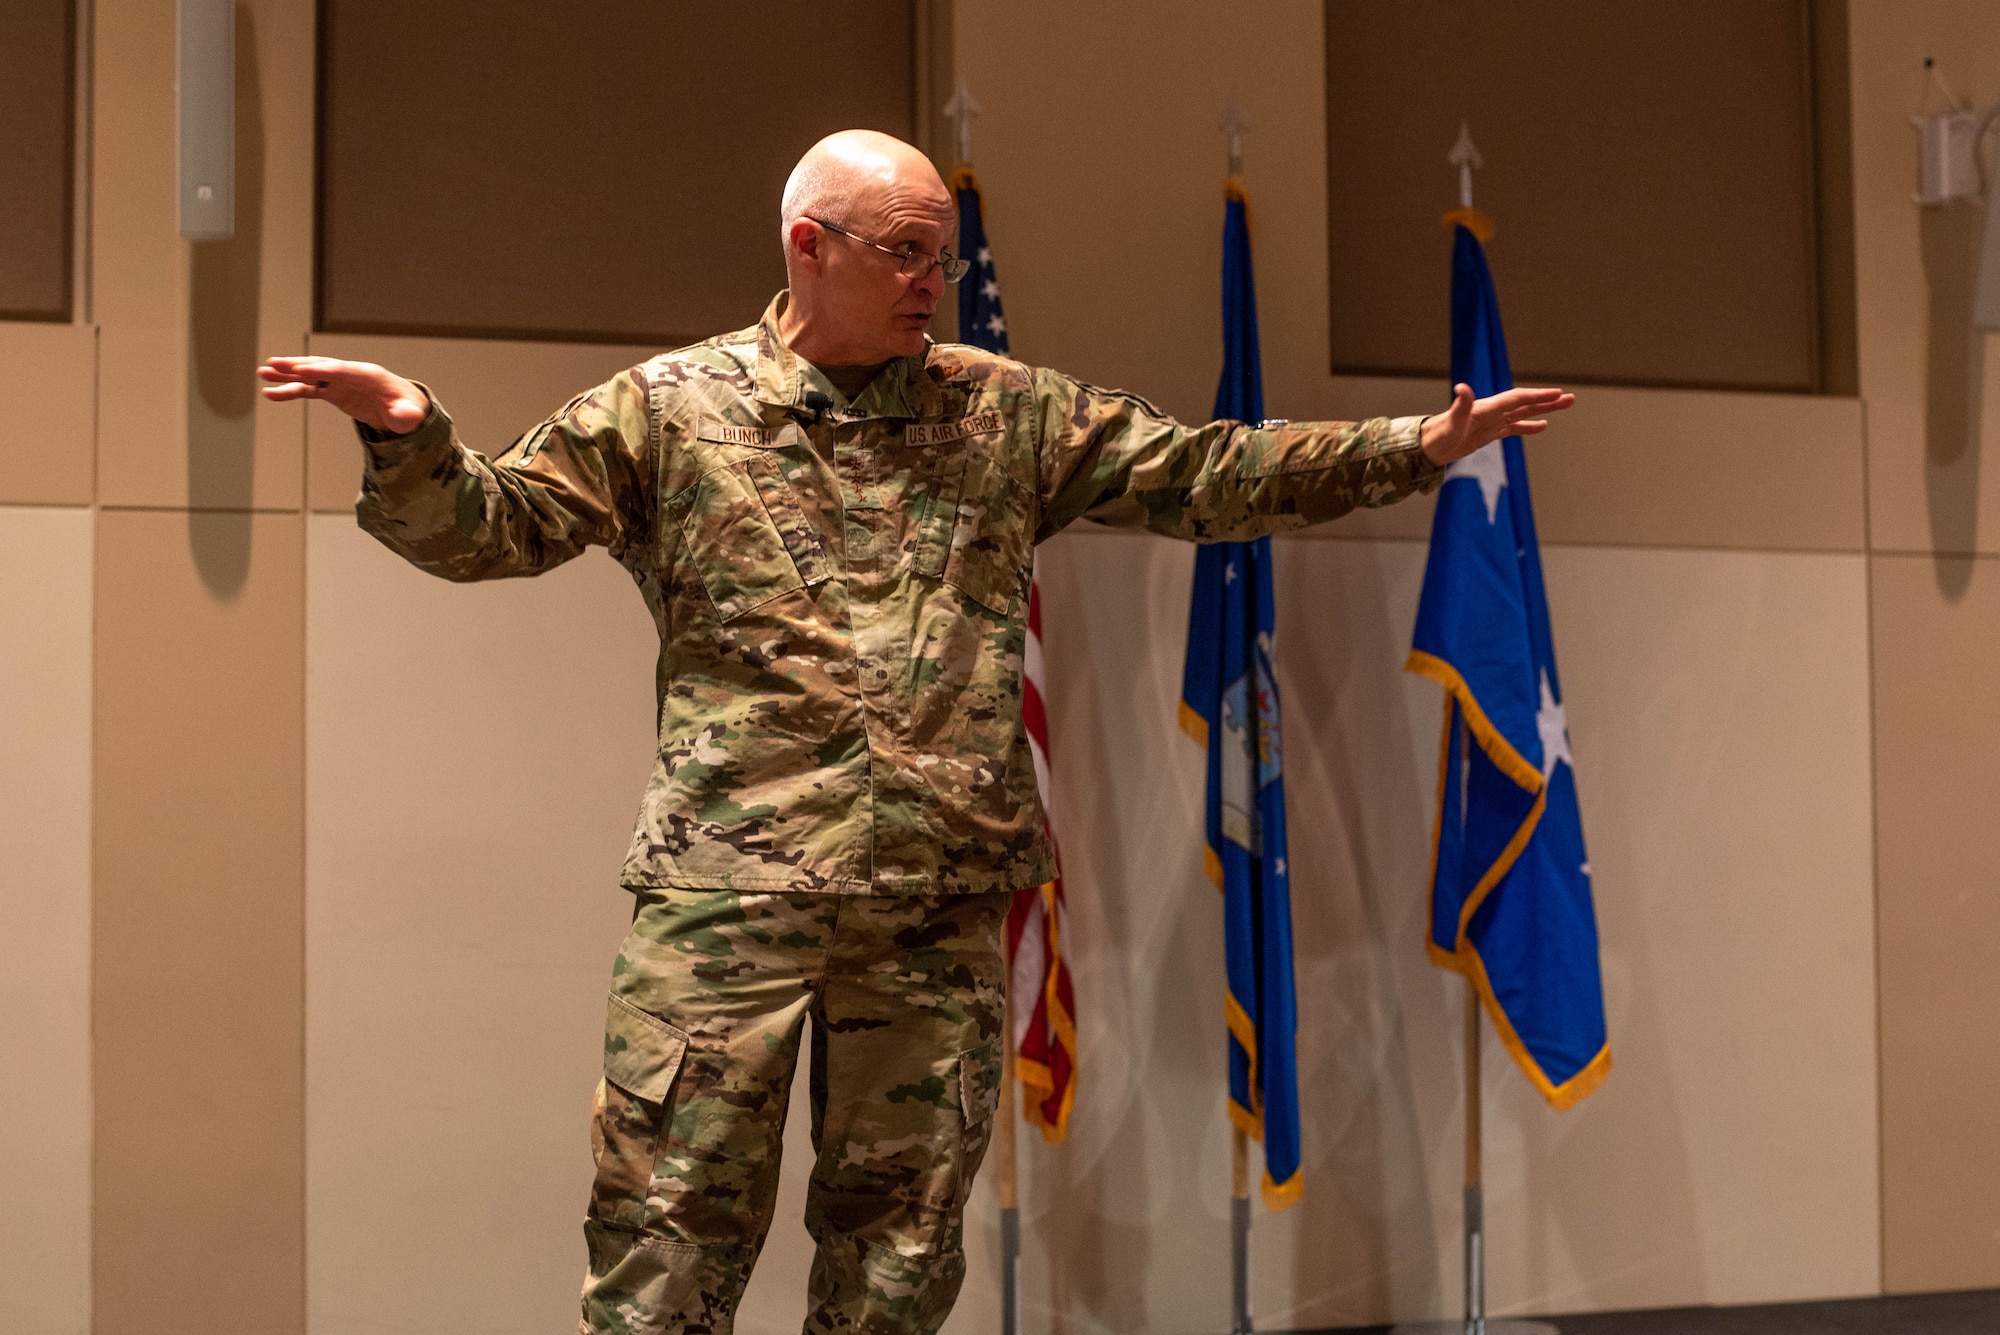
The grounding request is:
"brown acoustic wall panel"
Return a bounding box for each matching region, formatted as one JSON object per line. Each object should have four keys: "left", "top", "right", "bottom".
{"left": 317, "top": 0, "right": 916, "bottom": 344}
{"left": 0, "top": 0, "right": 74, "bottom": 322}
{"left": 1325, "top": 1, "right": 1824, "bottom": 392}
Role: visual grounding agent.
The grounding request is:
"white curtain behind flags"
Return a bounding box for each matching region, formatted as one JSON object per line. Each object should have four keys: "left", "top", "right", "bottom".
{"left": 955, "top": 510, "right": 1878, "bottom": 1334}
{"left": 959, "top": 528, "right": 1458, "bottom": 1335}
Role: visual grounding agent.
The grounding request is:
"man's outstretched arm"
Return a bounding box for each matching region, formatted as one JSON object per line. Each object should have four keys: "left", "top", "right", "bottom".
{"left": 259, "top": 355, "right": 654, "bottom": 581}
{"left": 1033, "top": 372, "right": 1572, "bottom": 543}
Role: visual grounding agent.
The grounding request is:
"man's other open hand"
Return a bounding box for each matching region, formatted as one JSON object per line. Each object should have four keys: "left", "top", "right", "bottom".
{"left": 258, "top": 356, "right": 429, "bottom": 437}
{"left": 1419, "top": 384, "right": 1574, "bottom": 467}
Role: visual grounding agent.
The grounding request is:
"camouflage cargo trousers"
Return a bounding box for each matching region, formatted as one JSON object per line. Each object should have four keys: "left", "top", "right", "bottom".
{"left": 579, "top": 889, "right": 1008, "bottom": 1335}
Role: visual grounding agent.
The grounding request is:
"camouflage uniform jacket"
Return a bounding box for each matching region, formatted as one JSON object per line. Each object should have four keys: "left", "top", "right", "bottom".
{"left": 356, "top": 292, "right": 1443, "bottom": 896}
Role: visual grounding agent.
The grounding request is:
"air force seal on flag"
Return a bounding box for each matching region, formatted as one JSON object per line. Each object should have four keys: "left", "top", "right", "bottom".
{"left": 1219, "top": 634, "right": 1282, "bottom": 856}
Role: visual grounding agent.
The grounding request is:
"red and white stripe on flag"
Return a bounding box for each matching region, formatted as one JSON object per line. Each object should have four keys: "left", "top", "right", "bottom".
{"left": 1009, "top": 565, "right": 1077, "bottom": 1141}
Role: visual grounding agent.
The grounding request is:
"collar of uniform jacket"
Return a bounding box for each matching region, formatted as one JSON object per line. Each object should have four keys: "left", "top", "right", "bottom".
{"left": 752, "top": 290, "right": 928, "bottom": 421}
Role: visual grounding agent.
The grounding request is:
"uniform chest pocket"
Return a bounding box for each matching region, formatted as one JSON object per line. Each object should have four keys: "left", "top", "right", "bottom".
{"left": 912, "top": 443, "right": 1023, "bottom": 618}
{"left": 669, "top": 453, "right": 829, "bottom": 622}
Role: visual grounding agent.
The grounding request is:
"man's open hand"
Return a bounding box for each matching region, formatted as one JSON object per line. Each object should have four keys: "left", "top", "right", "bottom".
{"left": 257, "top": 356, "right": 429, "bottom": 436}
{"left": 1419, "top": 383, "right": 1574, "bottom": 467}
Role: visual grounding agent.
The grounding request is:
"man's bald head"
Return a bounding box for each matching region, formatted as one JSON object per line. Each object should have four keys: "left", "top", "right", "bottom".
{"left": 775, "top": 131, "right": 958, "bottom": 365}
{"left": 779, "top": 129, "right": 949, "bottom": 236}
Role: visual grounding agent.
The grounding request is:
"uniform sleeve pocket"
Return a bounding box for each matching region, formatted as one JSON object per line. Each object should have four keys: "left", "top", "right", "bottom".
{"left": 603, "top": 993, "right": 688, "bottom": 1103}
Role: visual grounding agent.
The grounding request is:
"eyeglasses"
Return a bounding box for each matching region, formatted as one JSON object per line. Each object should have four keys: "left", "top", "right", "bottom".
{"left": 808, "top": 216, "right": 971, "bottom": 284}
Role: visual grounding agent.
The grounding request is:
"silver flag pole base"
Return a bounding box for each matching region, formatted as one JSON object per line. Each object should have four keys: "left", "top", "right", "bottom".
{"left": 1399, "top": 992, "right": 1562, "bottom": 1335}
{"left": 1389, "top": 1320, "right": 1560, "bottom": 1335}
{"left": 999, "top": 1206, "right": 1020, "bottom": 1335}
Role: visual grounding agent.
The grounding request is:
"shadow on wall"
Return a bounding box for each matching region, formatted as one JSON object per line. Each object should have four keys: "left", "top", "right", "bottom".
{"left": 1920, "top": 201, "right": 1983, "bottom": 600}
{"left": 186, "top": 1, "right": 263, "bottom": 597}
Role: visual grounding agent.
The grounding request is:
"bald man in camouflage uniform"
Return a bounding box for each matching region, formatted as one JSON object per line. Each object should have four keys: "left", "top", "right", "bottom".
{"left": 261, "top": 129, "right": 1570, "bottom": 1334}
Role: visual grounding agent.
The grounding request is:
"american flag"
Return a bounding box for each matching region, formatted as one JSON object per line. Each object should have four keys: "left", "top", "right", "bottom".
{"left": 951, "top": 165, "right": 1076, "bottom": 1141}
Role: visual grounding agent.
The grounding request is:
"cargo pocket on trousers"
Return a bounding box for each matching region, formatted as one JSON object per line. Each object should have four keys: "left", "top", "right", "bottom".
{"left": 589, "top": 993, "right": 690, "bottom": 1232}
{"left": 954, "top": 1040, "right": 1003, "bottom": 1207}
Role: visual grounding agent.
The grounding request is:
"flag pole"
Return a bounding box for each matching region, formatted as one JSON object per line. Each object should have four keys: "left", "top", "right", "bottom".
{"left": 1464, "top": 979, "right": 1485, "bottom": 1335}
{"left": 1400, "top": 719, "right": 1552, "bottom": 1335}
{"left": 1389, "top": 975, "right": 1557, "bottom": 1335}
{"left": 1231, "top": 1126, "right": 1252, "bottom": 1335}
{"left": 1218, "top": 95, "right": 1256, "bottom": 1335}
{"left": 998, "top": 983, "right": 1021, "bottom": 1335}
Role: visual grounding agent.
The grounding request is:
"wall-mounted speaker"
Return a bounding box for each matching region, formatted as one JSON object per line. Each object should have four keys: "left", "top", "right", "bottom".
{"left": 177, "top": 0, "right": 233, "bottom": 240}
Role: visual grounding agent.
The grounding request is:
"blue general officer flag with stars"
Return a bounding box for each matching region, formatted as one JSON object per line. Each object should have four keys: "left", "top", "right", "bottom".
{"left": 1406, "top": 225, "right": 1610, "bottom": 1109}
{"left": 1178, "top": 178, "right": 1302, "bottom": 1208}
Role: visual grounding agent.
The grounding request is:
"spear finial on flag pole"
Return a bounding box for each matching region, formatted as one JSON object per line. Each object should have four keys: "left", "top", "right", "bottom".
{"left": 1219, "top": 95, "right": 1252, "bottom": 179}
{"left": 1449, "top": 122, "right": 1482, "bottom": 208}
{"left": 943, "top": 79, "right": 981, "bottom": 166}
{"left": 1443, "top": 121, "right": 1496, "bottom": 242}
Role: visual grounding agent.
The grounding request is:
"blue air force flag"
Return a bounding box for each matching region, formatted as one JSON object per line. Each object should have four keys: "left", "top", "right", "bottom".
{"left": 1406, "top": 226, "right": 1609, "bottom": 1109}
{"left": 1179, "top": 178, "right": 1303, "bottom": 1208}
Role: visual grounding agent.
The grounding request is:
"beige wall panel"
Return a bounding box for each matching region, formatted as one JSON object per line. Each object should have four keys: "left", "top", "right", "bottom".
{"left": 1851, "top": 0, "right": 2000, "bottom": 556}
{"left": 304, "top": 519, "right": 655, "bottom": 1334}
{"left": 1872, "top": 552, "right": 2000, "bottom": 1290}
{"left": 1520, "top": 388, "right": 1865, "bottom": 552}
{"left": 0, "top": 322, "right": 95, "bottom": 505}
{"left": 303, "top": 334, "right": 662, "bottom": 512}
{"left": 93, "top": 509, "right": 304, "bottom": 1335}
{"left": 1513, "top": 545, "right": 1877, "bottom": 1310}
{"left": 1313, "top": 378, "right": 1867, "bottom": 551}
{"left": 0, "top": 506, "right": 94, "bottom": 1335}
{"left": 95, "top": 0, "right": 310, "bottom": 512}
{"left": 975, "top": 532, "right": 1876, "bottom": 1331}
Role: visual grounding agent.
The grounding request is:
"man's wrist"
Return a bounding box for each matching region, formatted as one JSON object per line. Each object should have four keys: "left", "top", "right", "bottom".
{"left": 354, "top": 384, "right": 444, "bottom": 471}
{"left": 1418, "top": 413, "right": 1447, "bottom": 465}
{"left": 357, "top": 385, "right": 434, "bottom": 442}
